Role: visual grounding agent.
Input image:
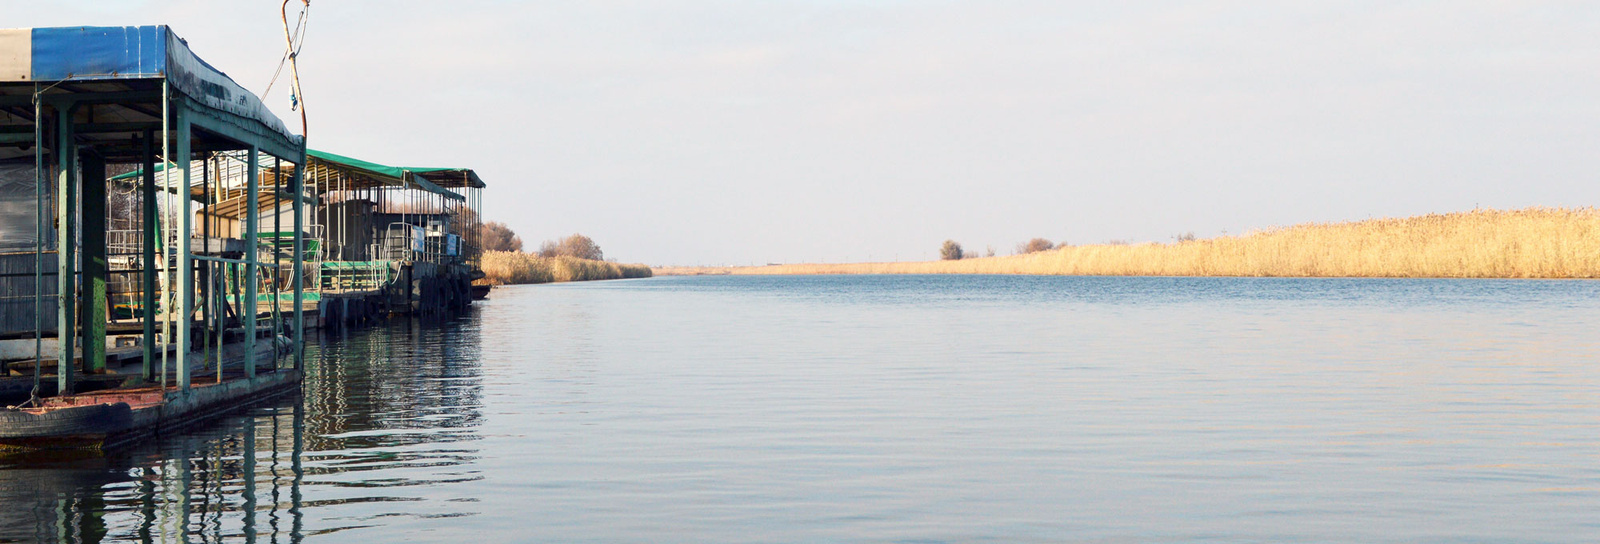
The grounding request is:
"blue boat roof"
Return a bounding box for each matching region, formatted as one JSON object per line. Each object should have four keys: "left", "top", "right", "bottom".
{"left": 0, "top": 25, "right": 298, "bottom": 144}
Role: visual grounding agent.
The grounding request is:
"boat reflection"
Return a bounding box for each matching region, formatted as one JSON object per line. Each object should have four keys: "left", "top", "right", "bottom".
{"left": 0, "top": 318, "right": 483, "bottom": 543}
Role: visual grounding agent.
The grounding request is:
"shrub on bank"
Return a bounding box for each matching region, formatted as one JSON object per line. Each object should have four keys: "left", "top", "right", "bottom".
{"left": 480, "top": 251, "right": 652, "bottom": 285}
{"left": 940, "top": 240, "right": 964, "bottom": 260}
{"left": 1019, "top": 238, "right": 1055, "bottom": 254}
{"left": 538, "top": 234, "right": 604, "bottom": 261}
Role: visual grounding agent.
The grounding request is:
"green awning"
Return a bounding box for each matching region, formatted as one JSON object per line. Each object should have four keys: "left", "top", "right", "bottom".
{"left": 108, "top": 149, "right": 468, "bottom": 201}
{"left": 309, "top": 149, "right": 466, "bottom": 201}
{"left": 308, "top": 148, "right": 407, "bottom": 181}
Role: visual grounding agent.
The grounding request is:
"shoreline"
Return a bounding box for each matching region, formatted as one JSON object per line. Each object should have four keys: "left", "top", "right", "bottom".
{"left": 652, "top": 266, "right": 1600, "bottom": 280}
{"left": 653, "top": 207, "right": 1600, "bottom": 280}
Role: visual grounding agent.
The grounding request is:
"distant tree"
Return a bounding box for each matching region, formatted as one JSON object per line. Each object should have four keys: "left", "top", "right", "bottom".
{"left": 985, "top": 246, "right": 996, "bottom": 258}
{"left": 939, "top": 240, "right": 964, "bottom": 261}
{"left": 480, "top": 221, "right": 523, "bottom": 252}
{"left": 539, "top": 233, "right": 604, "bottom": 261}
{"left": 1018, "top": 238, "right": 1055, "bottom": 254}
{"left": 1173, "top": 231, "right": 1197, "bottom": 243}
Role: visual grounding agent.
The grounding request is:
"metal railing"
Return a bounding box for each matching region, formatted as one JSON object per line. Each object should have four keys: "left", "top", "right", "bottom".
{"left": 319, "top": 261, "right": 391, "bottom": 293}
{"left": 375, "top": 222, "right": 466, "bottom": 265}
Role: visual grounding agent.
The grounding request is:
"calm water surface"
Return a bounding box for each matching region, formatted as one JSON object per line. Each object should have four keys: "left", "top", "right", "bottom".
{"left": 4, "top": 275, "right": 1599, "bottom": 542}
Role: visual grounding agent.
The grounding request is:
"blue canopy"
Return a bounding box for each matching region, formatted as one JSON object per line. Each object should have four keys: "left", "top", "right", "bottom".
{"left": 1, "top": 25, "right": 299, "bottom": 145}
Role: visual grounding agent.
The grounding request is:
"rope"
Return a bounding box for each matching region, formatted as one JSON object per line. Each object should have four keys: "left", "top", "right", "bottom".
{"left": 263, "top": 4, "right": 310, "bottom": 99}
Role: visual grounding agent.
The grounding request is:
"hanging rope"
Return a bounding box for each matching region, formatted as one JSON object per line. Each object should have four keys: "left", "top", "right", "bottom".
{"left": 279, "top": 0, "right": 311, "bottom": 138}
{"left": 263, "top": 2, "right": 309, "bottom": 100}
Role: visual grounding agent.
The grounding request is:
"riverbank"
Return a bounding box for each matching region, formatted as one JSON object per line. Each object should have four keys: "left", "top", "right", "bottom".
{"left": 655, "top": 207, "right": 1600, "bottom": 279}
{"left": 481, "top": 251, "right": 653, "bottom": 285}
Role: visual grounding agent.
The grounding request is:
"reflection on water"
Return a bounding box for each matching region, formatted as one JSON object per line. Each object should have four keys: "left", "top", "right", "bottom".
{"left": 4, "top": 275, "right": 1600, "bottom": 542}
{"left": 0, "top": 316, "right": 483, "bottom": 543}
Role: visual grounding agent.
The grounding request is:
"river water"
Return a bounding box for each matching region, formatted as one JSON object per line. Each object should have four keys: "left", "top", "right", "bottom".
{"left": 3, "top": 275, "right": 1598, "bottom": 542}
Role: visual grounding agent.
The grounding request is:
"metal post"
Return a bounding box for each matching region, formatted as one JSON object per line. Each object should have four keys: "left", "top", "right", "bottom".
{"left": 81, "top": 151, "right": 107, "bottom": 375}
{"left": 272, "top": 157, "right": 282, "bottom": 365}
{"left": 159, "top": 81, "right": 170, "bottom": 390}
{"left": 201, "top": 156, "right": 210, "bottom": 378}
{"left": 292, "top": 153, "right": 305, "bottom": 370}
{"left": 244, "top": 146, "right": 259, "bottom": 379}
{"left": 141, "top": 130, "right": 157, "bottom": 383}
{"left": 55, "top": 103, "right": 76, "bottom": 395}
{"left": 211, "top": 156, "right": 223, "bottom": 381}
{"left": 175, "top": 104, "right": 192, "bottom": 391}
{"left": 31, "top": 87, "right": 43, "bottom": 400}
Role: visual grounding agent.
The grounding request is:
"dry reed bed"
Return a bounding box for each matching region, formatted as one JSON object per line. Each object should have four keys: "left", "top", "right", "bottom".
{"left": 480, "top": 251, "right": 653, "bottom": 285}
{"left": 655, "top": 208, "right": 1600, "bottom": 279}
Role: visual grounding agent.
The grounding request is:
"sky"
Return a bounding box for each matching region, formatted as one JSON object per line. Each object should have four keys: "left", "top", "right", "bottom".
{"left": 10, "top": 1, "right": 1600, "bottom": 265}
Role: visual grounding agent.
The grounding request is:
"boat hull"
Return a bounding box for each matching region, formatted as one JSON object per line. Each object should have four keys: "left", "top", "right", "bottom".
{"left": 0, "top": 369, "right": 301, "bottom": 452}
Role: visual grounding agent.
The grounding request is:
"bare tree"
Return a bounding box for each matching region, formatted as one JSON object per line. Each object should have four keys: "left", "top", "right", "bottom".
{"left": 539, "top": 233, "right": 604, "bottom": 261}
{"left": 940, "top": 240, "right": 964, "bottom": 261}
{"left": 1018, "top": 238, "right": 1055, "bottom": 254}
{"left": 480, "top": 221, "right": 523, "bottom": 252}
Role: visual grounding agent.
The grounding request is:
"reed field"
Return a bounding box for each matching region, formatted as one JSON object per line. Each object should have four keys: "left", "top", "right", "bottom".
{"left": 480, "top": 251, "right": 653, "bottom": 285}
{"left": 654, "top": 208, "right": 1600, "bottom": 279}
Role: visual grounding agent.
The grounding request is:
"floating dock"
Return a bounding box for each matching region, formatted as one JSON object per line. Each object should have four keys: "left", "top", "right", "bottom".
{"left": 0, "top": 26, "right": 310, "bottom": 450}
{"left": 291, "top": 148, "right": 485, "bottom": 327}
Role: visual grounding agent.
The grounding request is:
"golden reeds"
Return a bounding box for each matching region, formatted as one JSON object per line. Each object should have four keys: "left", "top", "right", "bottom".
{"left": 480, "top": 251, "right": 652, "bottom": 285}
{"left": 654, "top": 207, "right": 1600, "bottom": 279}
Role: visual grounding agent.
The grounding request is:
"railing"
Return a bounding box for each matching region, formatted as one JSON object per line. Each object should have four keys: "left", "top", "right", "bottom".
{"left": 319, "top": 261, "right": 391, "bottom": 293}
{"left": 260, "top": 225, "right": 325, "bottom": 262}
{"left": 375, "top": 222, "right": 466, "bottom": 266}
{"left": 106, "top": 229, "right": 145, "bottom": 258}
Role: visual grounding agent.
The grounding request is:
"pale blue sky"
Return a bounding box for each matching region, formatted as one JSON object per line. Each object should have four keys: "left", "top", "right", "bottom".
{"left": 11, "top": 1, "right": 1600, "bottom": 264}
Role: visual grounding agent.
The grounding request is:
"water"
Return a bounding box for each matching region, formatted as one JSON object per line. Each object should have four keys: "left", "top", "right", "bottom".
{"left": 4, "top": 275, "right": 1599, "bottom": 542}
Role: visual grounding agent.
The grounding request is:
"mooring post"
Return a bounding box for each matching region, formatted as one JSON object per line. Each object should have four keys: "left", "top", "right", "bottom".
{"left": 81, "top": 150, "right": 107, "bottom": 375}
{"left": 141, "top": 130, "right": 157, "bottom": 382}
{"left": 292, "top": 149, "right": 305, "bottom": 371}
{"left": 175, "top": 104, "right": 192, "bottom": 392}
{"left": 244, "top": 146, "right": 259, "bottom": 379}
{"left": 55, "top": 102, "right": 76, "bottom": 395}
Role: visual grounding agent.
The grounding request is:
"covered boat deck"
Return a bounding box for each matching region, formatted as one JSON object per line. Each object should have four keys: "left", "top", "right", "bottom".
{"left": 0, "top": 25, "right": 309, "bottom": 449}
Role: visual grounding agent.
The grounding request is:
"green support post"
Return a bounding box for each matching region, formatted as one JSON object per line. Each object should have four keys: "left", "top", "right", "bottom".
{"left": 244, "top": 146, "right": 259, "bottom": 379}
{"left": 81, "top": 152, "right": 107, "bottom": 375}
{"left": 140, "top": 130, "right": 157, "bottom": 383}
{"left": 292, "top": 152, "right": 305, "bottom": 370}
{"left": 55, "top": 104, "right": 76, "bottom": 395}
{"left": 175, "top": 105, "right": 191, "bottom": 392}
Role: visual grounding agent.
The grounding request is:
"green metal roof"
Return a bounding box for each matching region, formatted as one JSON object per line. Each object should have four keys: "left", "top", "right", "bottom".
{"left": 106, "top": 149, "right": 473, "bottom": 201}
{"left": 309, "top": 149, "right": 466, "bottom": 201}
{"left": 307, "top": 148, "right": 407, "bottom": 181}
